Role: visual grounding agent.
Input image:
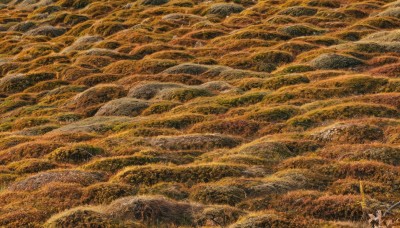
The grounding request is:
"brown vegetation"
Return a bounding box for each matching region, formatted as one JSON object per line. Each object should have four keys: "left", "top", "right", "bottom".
{"left": 0, "top": 0, "right": 399, "bottom": 226}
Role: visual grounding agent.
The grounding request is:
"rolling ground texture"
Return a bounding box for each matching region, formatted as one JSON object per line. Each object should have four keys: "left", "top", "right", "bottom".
{"left": 0, "top": 0, "right": 399, "bottom": 227}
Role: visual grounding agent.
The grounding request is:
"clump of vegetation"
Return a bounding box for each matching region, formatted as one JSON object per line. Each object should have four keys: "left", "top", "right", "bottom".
{"left": 128, "top": 82, "right": 184, "bottom": 100}
{"left": 7, "top": 159, "right": 58, "bottom": 174}
{"left": 103, "top": 196, "right": 200, "bottom": 226}
{"left": 185, "top": 29, "right": 227, "bottom": 40}
{"left": 163, "top": 63, "right": 210, "bottom": 75}
{"left": 191, "top": 184, "right": 247, "bottom": 206}
{"left": 157, "top": 87, "right": 213, "bottom": 102}
{"left": 196, "top": 205, "right": 246, "bottom": 226}
{"left": 148, "top": 50, "right": 194, "bottom": 61}
{"left": 83, "top": 155, "right": 165, "bottom": 172}
{"left": 44, "top": 207, "right": 131, "bottom": 228}
{"left": 103, "top": 60, "right": 137, "bottom": 75}
{"left": 81, "top": 3, "right": 113, "bottom": 17}
{"left": 89, "top": 22, "right": 127, "bottom": 37}
{"left": 140, "top": 114, "right": 205, "bottom": 129}
{"left": 113, "top": 164, "right": 248, "bottom": 185}
{"left": 312, "top": 123, "right": 385, "bottom": 143}
{"left": 207, "top": 3, "right": 244, "bottom": 17}
{"left": 307, "top": 0, "right": 340, "bottom": 8}
{"left": 279, "top": 24, "right": 325, "bottom": 37}
{"left": 289, "top": 103, "right": 398, "bottom": 128}
{"left": 190, "top": 119, "right": 259, "bottom": 136}
{"left": 231, "top": 212, "right": 292, "bottom": 227}
{"left": 95, "top": 98, "right": 149, "bottom": 117}
{"left": 217, "top": 140, "right": 295, "bottom": 166}
{"left": 218, "top": 92, "right": 266, "bottom": 107}
{"left": 377, "top": 7, "right": 400, "bottom": 18}
{"left": 68, "top": 84, "right": 127, "bottom": 112}
{"left": 13, "top": 117, "right": 51, "bottom": 130}
{"left": 83, "top": 182, "right": 138, "bottom": 204}
{"left": 251, "top": 50, "right": 294, "bottom": 67}
{"left": 278, "top": 6, "right": 318, "bottom": 17}
{"left": 0, "top": 208, "right": 46, "bottom": 228}
{"left": 25, "top": 80, "right": 69, "bottom": 93}
{"left": 140, "top": 0, "right": 168, "bottom": 6}
{"left": 9, "top": 170, "right": 106, "bottom": 191}
{"left": 248, "top": 106, "right": 300, "bottom": 122}
{"left": 272, "top": 191, "right": 365, "bottom": 220}
{"left": 25, "top": 26, "right": 67, "bottom": 37}
{"left": 63, "top": 14, "right": 89, "bottom": 26}
{"left": 329, "top": 179, "right": 393, "bottom": 200}
{"left": 0, "top": 136, "right": 32, "bottom": 150}
{"left": 142, "top": 101, "right": 180, "bottom": 115}
{"left": 75, "top": 73, "right": 124, "bottom": 87}
{"left": 142, "top": 182, "right": 189, "bottom": 200}
{"left": 148, "top": 134, "right": 241, "bottom": 150}
{"left": 74, "top": 55, "right": 113, "bottom": 68}
{"left": 318, "top": 160, "right": 400, "bottom": 184}
{"left": 319, "top": 144, "right": 400, "bottom": 166}
{"left": 191, "top": 104, "right": 229, "bottom": 115}
{"left": 47, "top": 144, "right": 105, "bottom": 164}
{"left": 0, "top": 141, "right": 63, "bottom": 164}
{"left": 0, "top": 72, "right": 55, "bottom": 94}
{"left": 310, "top": 53, "right": 364, "bottom": 69}
{"left": 278, "top": 156, "right": 327, "bottom": 169}
{"left": 370, "top": 63, "right": 400, "bottom": 77}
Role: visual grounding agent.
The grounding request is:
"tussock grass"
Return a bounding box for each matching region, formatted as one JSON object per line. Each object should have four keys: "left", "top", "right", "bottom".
{"left": 311, "top": 122, "right": 385, "bottom": 143}
{"left": 47, "top": 144, "right": 105, "bottom": 164}
{"left": 0, "top": 141, "right": 63, "bottom": 164}
{"left": 113, "top": 163, "right": 249, "bottom": 185}
{"left": 7, "top": 159, "right": 58, "bottom": 174}
{"left": 9, "top": 169, "right": 106, "bottom": 191}
{"left": 1, "top": 0, "right": 400, "bottom": 225}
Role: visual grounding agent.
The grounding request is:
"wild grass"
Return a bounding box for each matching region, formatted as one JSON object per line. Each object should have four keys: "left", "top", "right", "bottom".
{"left": 0, "top": 0, "right": 399, "bottom": 226}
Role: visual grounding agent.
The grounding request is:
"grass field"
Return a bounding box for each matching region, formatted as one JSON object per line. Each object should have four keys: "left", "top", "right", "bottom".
{"left": 0, "top": 0, "right": 399, "bottom": 227}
